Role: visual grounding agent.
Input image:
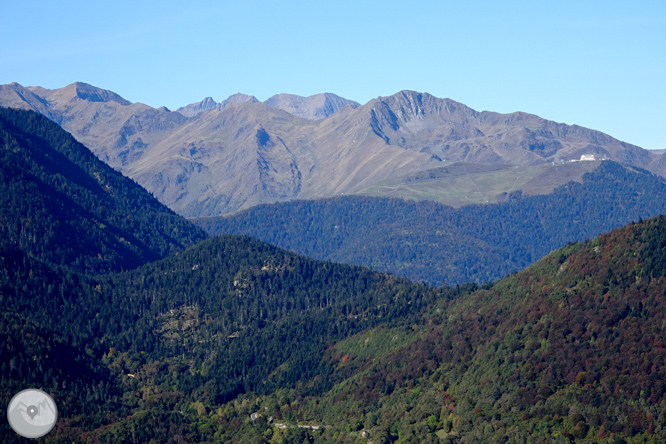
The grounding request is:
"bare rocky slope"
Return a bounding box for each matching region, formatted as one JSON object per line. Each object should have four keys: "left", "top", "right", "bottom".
{"left": 2, "top": 81, "right": 663, "bottom": 216}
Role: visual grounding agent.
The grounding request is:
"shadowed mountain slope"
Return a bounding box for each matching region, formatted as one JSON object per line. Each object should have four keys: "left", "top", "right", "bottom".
{"left": 0, "top": 107, "right": 207, "bottom": 273}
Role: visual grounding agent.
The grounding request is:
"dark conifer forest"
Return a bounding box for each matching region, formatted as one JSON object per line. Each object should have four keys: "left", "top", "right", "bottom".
{"left": 0, "top": 107, "right": 207, "bottom": 274}
{"left": 2, "top": 107, "right": 666, "bottom": 443}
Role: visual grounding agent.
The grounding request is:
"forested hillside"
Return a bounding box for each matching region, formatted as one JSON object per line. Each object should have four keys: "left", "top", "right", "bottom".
{"left": 297, "top": 215, "right": 666, "bottom": 443}
{"left": 0, "top": 107, "right": 207, "bottom": 274}
{"left": 0, "top": 231, "right": 442, "bottom": 443}
{"left": 98, "top": 235, "right": 439, "bottom": 403}
{"left": 3, "top": 107, "right": 666, "bottom": 443}
{"left": 173, "top": 216, "right": 666, "bottom": 443}
{"left": 197, "top": 161, "right": 666, "bottom": 285}
{"left": 0, "top": 108, "right": 434, "bottom": 442}
{"left": 7, "top": 215, "right": 659, "bottom": 443}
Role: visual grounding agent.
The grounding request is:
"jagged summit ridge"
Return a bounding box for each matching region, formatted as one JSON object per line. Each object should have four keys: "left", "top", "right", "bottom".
{"left": 67, "top": 82, "right": 131, "bottom": 105}
{"left": 176, "top": 96, "right": 220, "bottom": 117}
{"left": 177, "top": 91, "right": 359, "bottom": 120}
{"left": 176, "top": 93, "right": 259, "bottom": 117}
{"left": 264, "top": 92, "right": 360, "bottom": 120}
{"left": 224, "top": 93, "right": 258, "bottom": 105}
{"left": 26, "top": 82, "right": 132, "bottom": 106}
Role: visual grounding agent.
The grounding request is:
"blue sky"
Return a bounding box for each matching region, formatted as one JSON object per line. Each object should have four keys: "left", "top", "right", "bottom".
{"left": 1, "top": 1, "right": 664, "bottom": 149}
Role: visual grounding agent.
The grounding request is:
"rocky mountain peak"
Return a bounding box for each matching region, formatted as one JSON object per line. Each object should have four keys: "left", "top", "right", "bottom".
{"left": 176, "top": 93, "right": 258, "bottom": 117}
{"left": 200, "top": 96, "right": 217, "bottom": 106}
{"left": 223, "top": 93, "right": 259, "bottom": 105}
{"left": 176, "top": 97, "right": 220, "bottom": 117}
{"left": 64, "top": 82, "right": 132, "bottom": 105}
{"left": 0, "top": 82, "right": 53, "bottom": 116}
{"left": 264, "top": 92, "right": 360, "bottom": 120}
{"left": 373, "top": 90, "right": 476, "bottom": 121}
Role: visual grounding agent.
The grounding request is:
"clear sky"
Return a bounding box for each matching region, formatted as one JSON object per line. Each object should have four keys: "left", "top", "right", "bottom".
{"left": 1, "top": 0, "right": 664, "bottom": 149}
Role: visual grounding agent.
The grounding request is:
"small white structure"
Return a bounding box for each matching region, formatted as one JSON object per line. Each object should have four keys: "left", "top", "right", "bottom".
{"left": 580, "top": 154, "right": 596, "bottom": 161}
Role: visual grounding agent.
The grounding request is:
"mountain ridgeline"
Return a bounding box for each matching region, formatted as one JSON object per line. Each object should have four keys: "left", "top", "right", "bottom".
{"left": 196, "top": 161, "right": 666, "bottom": 286}
{"left": 2, "top": 82, "right": 665, "bottom": 216}
{"left": 0, "top": 107, "right": 207, "bottom": 273}
{"left": 2, "top": 107, "right": 666, "bottom": 443}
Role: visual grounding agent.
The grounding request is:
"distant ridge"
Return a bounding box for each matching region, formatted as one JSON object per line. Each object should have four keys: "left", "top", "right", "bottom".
{"left": 0, "top": 82, "right": 54, "bottom": 118}
{"left": 2, "top": 82, "right": 665, "bottom": 216}
{"left": 177, "top": 92, "right": 359, "bottom": 120}
{"left": 25, "top": 81, "right": 132, "bottom": 107}
{"left": 56, "top": 81, "right": 131, "bottom": 105}
{"left": 264, "top": 92, "right": 360, "bottom": 120}
{"left": 176, "top": 93, "right": 259, "bottom": 117}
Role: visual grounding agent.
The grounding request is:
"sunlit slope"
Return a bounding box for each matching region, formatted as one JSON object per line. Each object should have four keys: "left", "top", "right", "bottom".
{"left": 277, "top": 215, "right": 666, "bottom": 442}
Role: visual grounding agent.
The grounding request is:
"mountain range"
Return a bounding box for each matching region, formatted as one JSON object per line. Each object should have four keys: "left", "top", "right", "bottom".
{"left": 2, "top": 107, "right": 665, "bottom": 443}
{"left": 2, "top": 81, "right": 664, "bottom": 216}
{"left": 176, "top": 92, "right": 360, "bottom": 121}
{"left": 0, "top": 108, "right": 437, "bottom": 442}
